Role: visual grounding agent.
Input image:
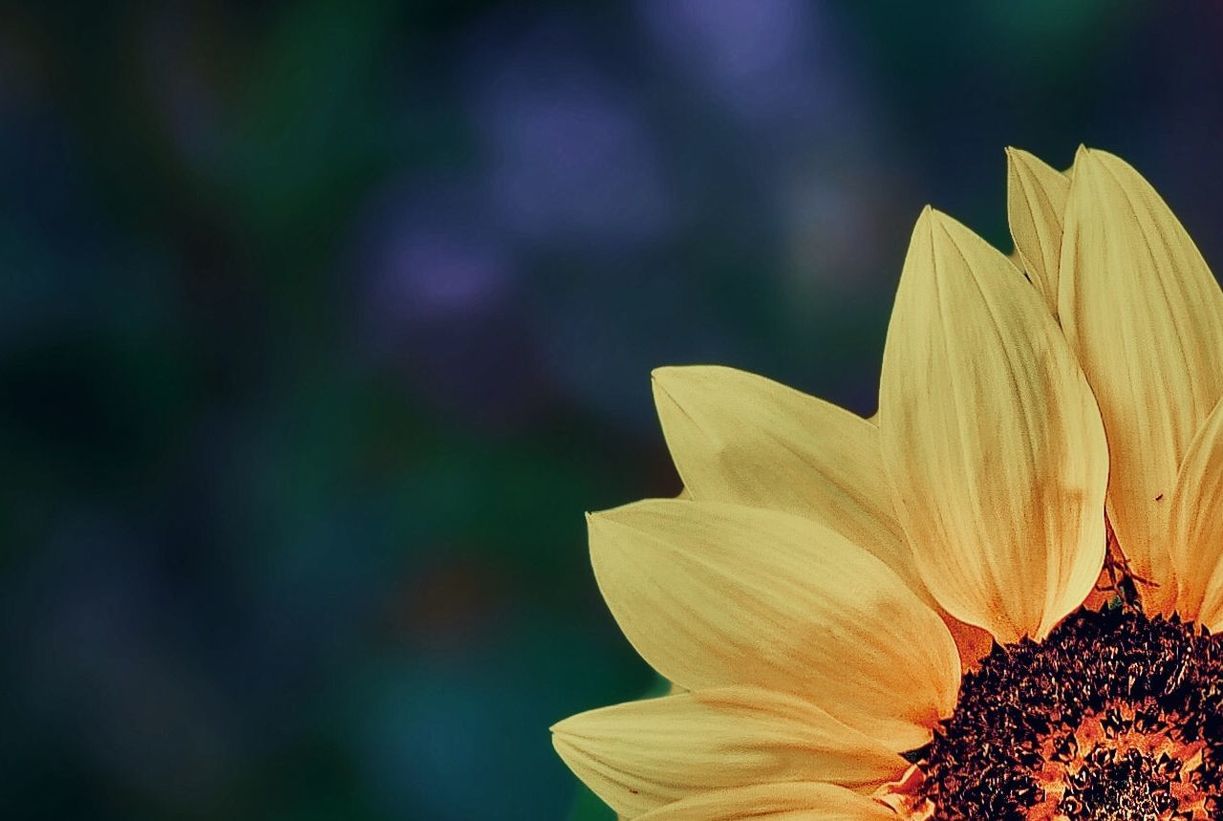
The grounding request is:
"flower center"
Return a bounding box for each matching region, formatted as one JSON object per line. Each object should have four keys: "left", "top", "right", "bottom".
{"left": 900, "top": 604, "right": 1223, "bottom": 819}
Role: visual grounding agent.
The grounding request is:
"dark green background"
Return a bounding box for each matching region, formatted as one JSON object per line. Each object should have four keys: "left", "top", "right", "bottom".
{"left": 4, "top": 2, "right": 1221, "bottom": 818}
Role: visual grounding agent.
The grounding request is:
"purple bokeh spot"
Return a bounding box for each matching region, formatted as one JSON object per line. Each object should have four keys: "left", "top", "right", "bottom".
{"left": 637, "top": 0, "right": 852, "bottom": 127}
{"left": 351, "top": 182, "right": 543, "bottom": 426}
{"left": 374, "top": 226, "right": 512, "bottom": 324}
{"left": 468, "top": 24, "right": 672, "bottom": 245}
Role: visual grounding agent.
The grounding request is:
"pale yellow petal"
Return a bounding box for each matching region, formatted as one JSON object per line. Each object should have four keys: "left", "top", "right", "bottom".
{"left": 1059, "top": 147, "right": 1223, "bottom": 611}
{"left": 637, "top": 782, "right": 895, "bottom": 820}
{"left": 651, "top": 365, "right": 931, "bottom": 606}
{"left": 551, "top": 687, "right": 907, "bottom": 818}
{"left": 588, "top": 499, "right": 959, "bottom": 751}
{"left": 1168, "top": 396, "right": 1223, "bottom": 626}
{"left": 1006, "top": 147, "right": 1070, "bottom": 316}
{"left": 879, "top": 208, "right": 1109, "bottom": 644}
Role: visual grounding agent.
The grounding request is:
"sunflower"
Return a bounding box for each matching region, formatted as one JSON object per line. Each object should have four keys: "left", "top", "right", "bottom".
{"left": 550, "top": 147, "right": 1223, "bottom": 820}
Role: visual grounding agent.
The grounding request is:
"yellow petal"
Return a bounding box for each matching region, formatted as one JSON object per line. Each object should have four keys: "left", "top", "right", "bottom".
{"left": 651, "top": 365, "right": 931, "bottom": 606}
{"left": 551, "top": 687, "right": 907, "bottom": 818}
{"left": 1006, "top": 147, "right": 1070, "bottom": 316}
{"left": 879, "top": 207, "right": 1109, "bottom": 644}
{"left": 636, "top": 782, "right": 895, "bottom": 820}
{"left": 1059, "top": 147, "right": 1223, "bottom": 611}
{"left": 588, "top": 499, "right": 959, "bottom": 751}
{"left": 1168, "top": 397, "right": 1223, "bottom": 626}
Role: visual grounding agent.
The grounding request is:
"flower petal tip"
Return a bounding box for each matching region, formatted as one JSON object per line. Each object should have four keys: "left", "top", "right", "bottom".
{"left": 650, "top": 365, "right": 718, "bottom": 407}
{"left": 1005, "top": 145, "right": 1034, "bottom": 167}
{"left": 649, "top": 365, "right": 674, "bottom": 384}
{"left": 586, "top": 502, "right": 657, "bottom": 560}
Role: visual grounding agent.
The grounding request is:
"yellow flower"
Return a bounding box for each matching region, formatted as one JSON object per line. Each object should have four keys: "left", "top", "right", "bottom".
{"left": 551, "top": 148, "right": 1223, "bottom": 819}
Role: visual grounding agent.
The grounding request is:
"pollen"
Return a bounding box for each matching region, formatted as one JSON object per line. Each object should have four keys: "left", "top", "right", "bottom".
{"left": 896, "top": 604, "right": 1223, "bottom": 819}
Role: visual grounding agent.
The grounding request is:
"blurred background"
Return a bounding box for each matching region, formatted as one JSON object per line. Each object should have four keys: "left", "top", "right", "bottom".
{"left": 4, "top": 1, "right": 1223, "bottom": 818}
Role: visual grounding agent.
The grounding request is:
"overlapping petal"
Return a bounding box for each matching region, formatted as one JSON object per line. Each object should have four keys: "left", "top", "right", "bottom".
{"left": 1006, "top": 147, "right": 1070, "bottom": 316}
{"left": 651, "top": 365, "right": 931, "bottom": 605}
{"left": 879, "top": 207, "right": 1109, "bottom": 644}
{"left": 1059, "top": 147, "right": 1223, "bottom": 612}
{"left": 551, "top": 687, "right": 907, "bottom": 818}
{"left": 1168, "top": 397, "right": 1223, "bottom": 628}
{"left": 587, "top": 499, "right": 959, "bottom": 751}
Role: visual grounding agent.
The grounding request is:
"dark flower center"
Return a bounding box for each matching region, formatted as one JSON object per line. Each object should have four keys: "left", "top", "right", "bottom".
{"left": 909, "top": 603, "right": 1223, "bottom": 819}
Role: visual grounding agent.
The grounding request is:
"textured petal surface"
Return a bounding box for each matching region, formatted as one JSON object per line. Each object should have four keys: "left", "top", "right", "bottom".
{"left": 652, "top": 367, "right": 990, "bottom": 668}
{"left": 652, "top": 365, "right": 931, "bottom": 605}
{"left": 1006, "top": 147, "right": 1070, "bottom": 316}
{"left": 551, "top": 687, "right": 907, "bottom": 818}
{"left": 879, "top": 208, "right": 1109, "bottom": 644}
{"left": 588, "top": 499, "right": 959, "bottom": 750}
{"left": 1059, "top": 147, "right": 1223, "bottom": 611}
{"left": 636, "top": 782, "right": 894, "bottom": 820}
{"left": 942, "top": 613, "right": 995, "bottom": 673}
{"left": 1169, "top": 397, "right": 1223, "bottom": 627}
